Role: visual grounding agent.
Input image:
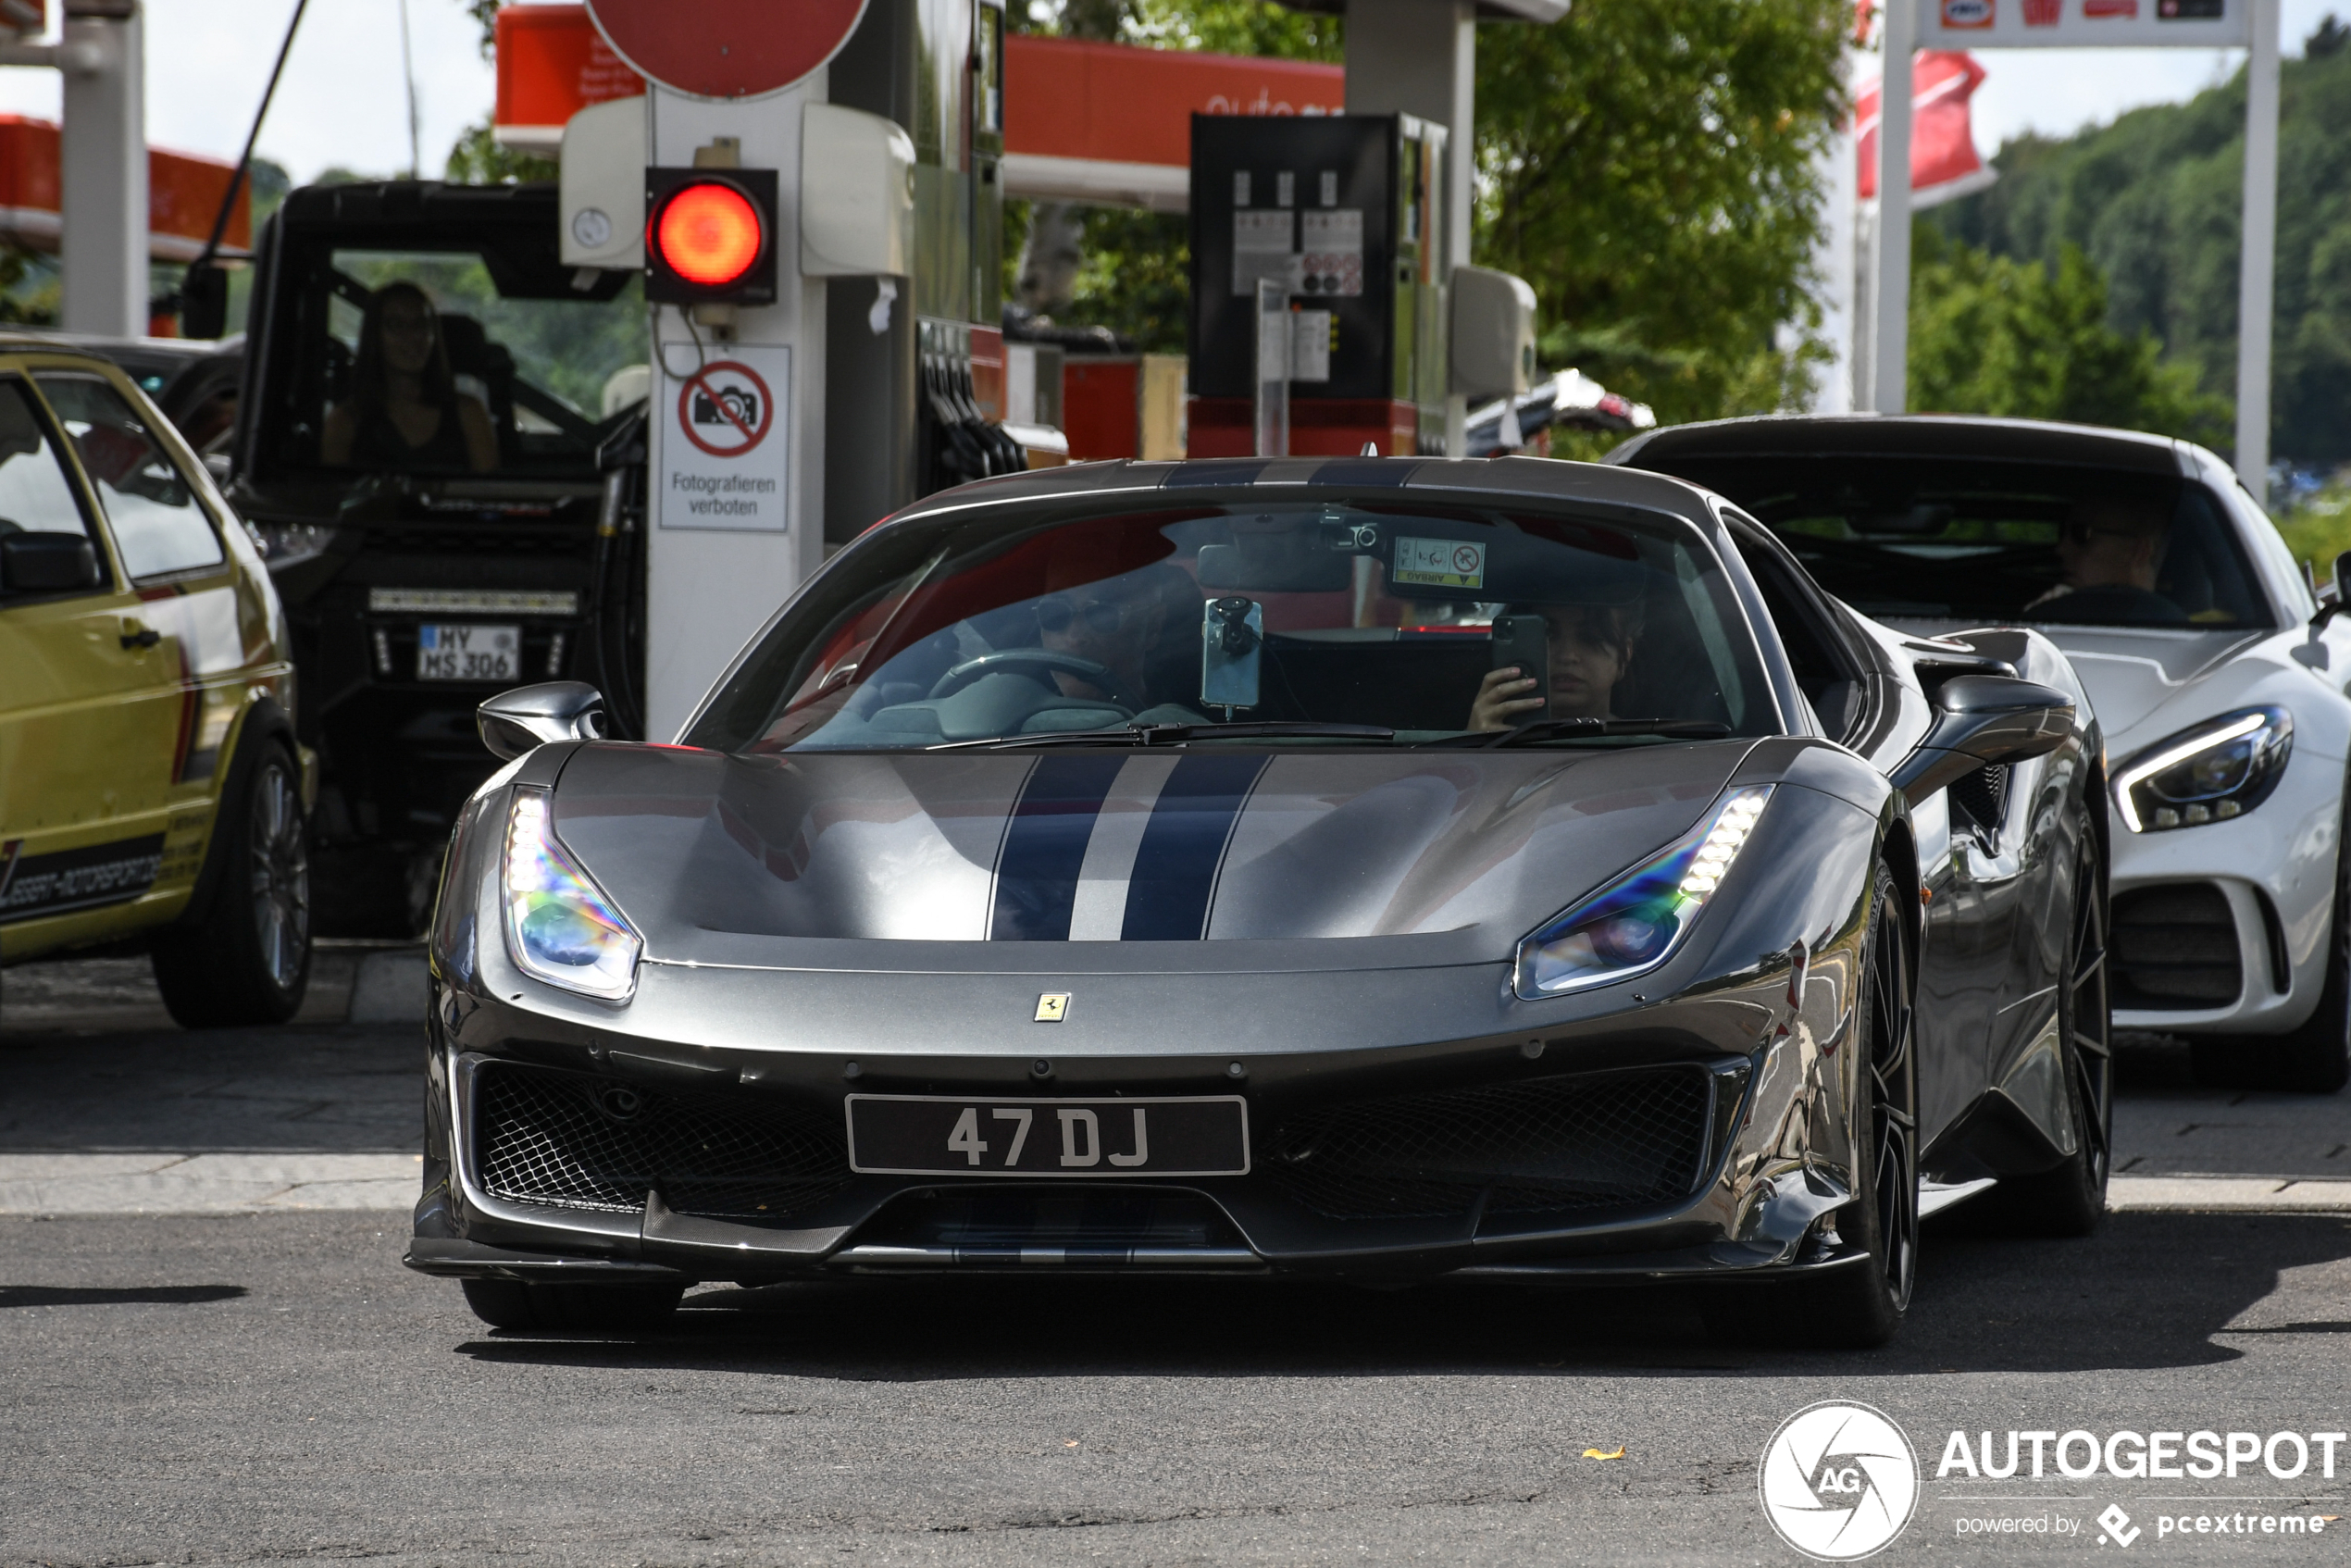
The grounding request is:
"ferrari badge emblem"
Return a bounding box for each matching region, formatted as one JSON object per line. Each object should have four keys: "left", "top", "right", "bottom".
{"left": 1035, "top": 992, "right": 1069, "bottom": 1022}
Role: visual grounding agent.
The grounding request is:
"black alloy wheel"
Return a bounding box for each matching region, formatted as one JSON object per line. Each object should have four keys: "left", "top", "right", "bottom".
{"left": 1984, "top": 839, "right": 2113, "bottom": 1235}
{"left": 248, "top": 757, "right": 311, "bottom": 994}
{"left": 1704, "top": 861, "right": 1917, "bottom": 1349}
{"left": 153, "top": 746, "right": 313, "bottom": 1027}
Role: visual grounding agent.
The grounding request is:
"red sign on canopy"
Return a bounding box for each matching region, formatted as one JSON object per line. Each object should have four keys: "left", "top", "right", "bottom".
{"left": 1856, "top": 50, "right": 1993, "bottom": 203}
{"left": 584, "top": 0, "right": 869, "bottom": 100}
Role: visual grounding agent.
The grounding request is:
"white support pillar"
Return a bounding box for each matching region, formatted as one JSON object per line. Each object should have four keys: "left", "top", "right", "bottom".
{"left": 59, "top": 2, "right": 145, "bottom": 338}
{"left": 2234, "top": 0, "right": 2280, "bottom": 494}
{"left": 1345, "top": 0, "right": 1474, "bottom": 453}
{"left": 1868, "top": 5, "right": 1914, "bottom": 414}
{"left": 1808, "top": 46, "right": 1861, "bottom": 415}
{"left": 642, "top": 81, "right": 829, "bottom": 739}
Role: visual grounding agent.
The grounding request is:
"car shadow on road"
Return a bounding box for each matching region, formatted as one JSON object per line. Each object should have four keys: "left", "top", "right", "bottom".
{"left": 0, "top": 1284, "right": 248, "bottom": 1309}
{"left": 449, "top": 1212, "right": 2351, "bottom": 1381}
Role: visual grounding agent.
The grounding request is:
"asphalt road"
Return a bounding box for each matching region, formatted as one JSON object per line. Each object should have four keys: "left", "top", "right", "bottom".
{"left": 3, "top": 958, "right": 2349, "bottom": 1567}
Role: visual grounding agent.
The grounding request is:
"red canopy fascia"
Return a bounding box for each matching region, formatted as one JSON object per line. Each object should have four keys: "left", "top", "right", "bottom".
{"left": 493, "top": 2, "right": 644, "bottom": 153}
{"left": 1004, "top": 34, "right": 1343, "bottom": 169}
{"left": 0, "top": 115, "right": 254, "bottom": 263}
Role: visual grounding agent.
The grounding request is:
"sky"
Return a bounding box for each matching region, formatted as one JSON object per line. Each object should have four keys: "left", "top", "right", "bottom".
{"left": 0, "top": 0, "right": 2342, "bottom": 186}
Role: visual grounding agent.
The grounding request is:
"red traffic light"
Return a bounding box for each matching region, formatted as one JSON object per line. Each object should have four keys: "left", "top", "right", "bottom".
{"left": 652, "top": 180, "right": 765, "bottom": 289}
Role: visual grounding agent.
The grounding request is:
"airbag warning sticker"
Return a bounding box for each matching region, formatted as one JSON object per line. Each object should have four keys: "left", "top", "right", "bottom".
{"left": 1392, "top": 536, "right": 1487, "bottom": 591}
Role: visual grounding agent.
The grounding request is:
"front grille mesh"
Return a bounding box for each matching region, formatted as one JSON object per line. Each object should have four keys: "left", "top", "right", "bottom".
{"left": 2112, "top": 883, "right": 2241, "bottom": 1009}
{"left": 475, "top": 1062, "right": 850, "bottom": 1220}
{"left": 1263, "top": 1066, "right": 1712, "bottom": 1224}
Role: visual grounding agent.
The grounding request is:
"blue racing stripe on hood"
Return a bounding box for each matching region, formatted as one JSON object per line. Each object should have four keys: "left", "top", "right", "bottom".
{"left": 1120, "top": 753, "right": 1270, "bottom": 940}
{"left": 989, "top": 753, "right": 1126, "bottom": 940}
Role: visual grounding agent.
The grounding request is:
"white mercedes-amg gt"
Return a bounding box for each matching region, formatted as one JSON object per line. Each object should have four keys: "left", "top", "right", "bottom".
{"left": 1618, "top": 416, "right": 2351, "bottom": 1092}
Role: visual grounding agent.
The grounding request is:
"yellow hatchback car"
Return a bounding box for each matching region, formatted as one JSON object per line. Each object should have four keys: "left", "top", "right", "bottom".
{"left": 0, "top": 341, "right": 312, "bottom": 1025}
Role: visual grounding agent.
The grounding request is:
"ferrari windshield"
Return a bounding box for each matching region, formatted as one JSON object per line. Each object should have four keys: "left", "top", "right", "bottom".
{"left": 1652, "top": 455, "right": 2275, "bottom": 630}
{"left": 684, "top": 497, "right": 1778, "bottom": 751}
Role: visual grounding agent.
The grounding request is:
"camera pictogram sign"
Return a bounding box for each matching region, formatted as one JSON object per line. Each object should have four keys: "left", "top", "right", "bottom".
{"left": 677, "top": 361, "right": 775, "bottom": 458}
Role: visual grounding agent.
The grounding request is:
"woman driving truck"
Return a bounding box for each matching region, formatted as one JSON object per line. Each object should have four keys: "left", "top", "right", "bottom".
{"left": 320, "top": 282, "right": 497, "bottom": 473}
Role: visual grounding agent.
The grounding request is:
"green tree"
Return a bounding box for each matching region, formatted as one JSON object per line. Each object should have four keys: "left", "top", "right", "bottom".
{"left": 1475, "top": 0, "right": 1847, "bottom": 426}
{"left": 445, "top": 0, "right": 556, "bottom": 184}
{"left": 445, "top": 121, "right": 558, "bottom": 185}
{"left": 1908, "top": 228, "right": 2233, "bottom": 445}
{"left": 1927, "top": 17, "right": 2351, "bottom": 465}
{"left": 0, "top": 246, "right": 59, "bottom": 327}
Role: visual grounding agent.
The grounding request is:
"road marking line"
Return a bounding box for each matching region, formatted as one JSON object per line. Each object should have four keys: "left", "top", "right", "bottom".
{"left": 2108, "top": 1176, "right": 2351, "bottom": 1212}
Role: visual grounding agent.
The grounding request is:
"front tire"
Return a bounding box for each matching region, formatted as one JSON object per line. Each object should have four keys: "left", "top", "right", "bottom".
{"left": 1705, "top": 861, "right": 1917, "bottom": 1350}
{"left": 460, "top": 1279, "right": 684, "bottom": 1331}
{"left": 152, "top": 744, "right": 311, "bottom": 1028}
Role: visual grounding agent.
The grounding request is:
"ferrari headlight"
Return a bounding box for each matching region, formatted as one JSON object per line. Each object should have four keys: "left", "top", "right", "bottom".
{"left": 2113, "top": 706, "right": 2291, "bottom": 832}
{"left": 1514, "top": 786, "right": 1773, "bottom": 1000}
{"left": 503, "top": 789, "right": 641, "bottom": 999}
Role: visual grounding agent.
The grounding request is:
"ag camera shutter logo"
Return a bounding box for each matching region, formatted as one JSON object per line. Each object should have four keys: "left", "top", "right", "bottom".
{"left": 1760, "top": 1401, "right": 1921, "bottom": 1561}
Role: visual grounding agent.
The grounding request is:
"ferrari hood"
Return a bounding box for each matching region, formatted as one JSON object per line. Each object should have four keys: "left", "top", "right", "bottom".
{"left": 543, "top": 740, "right": 1758, "bottom": 964}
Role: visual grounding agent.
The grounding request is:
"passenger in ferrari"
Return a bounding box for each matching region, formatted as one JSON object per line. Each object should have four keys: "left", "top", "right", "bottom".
{"left": 1466, "top": 599, "right": 1646, "bottom": 730}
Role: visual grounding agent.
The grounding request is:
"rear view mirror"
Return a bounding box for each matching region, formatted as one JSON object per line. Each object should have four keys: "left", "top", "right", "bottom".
{"left": 479, "top": 681, "right": 608, "bottom": 760}
{"left": 2332, "top": 549, "right": 2351, "bottom": 606}
{"left": 0, "top": 532, "right": 103, "bottom": 594}
{"left": 1196, "top": 539, "right": 1352, "bottom": 593}
{"left": 1889, "top": 674, "right": 2074, "bottom": 805}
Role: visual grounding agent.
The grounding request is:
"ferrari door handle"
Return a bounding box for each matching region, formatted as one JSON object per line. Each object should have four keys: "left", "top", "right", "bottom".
{"left": 120, "top": 628, "right": 160, "bottom": 649}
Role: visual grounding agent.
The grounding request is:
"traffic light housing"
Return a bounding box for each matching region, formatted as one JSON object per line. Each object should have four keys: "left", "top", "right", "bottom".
{"left": 643, "top": 168, "right": 778, "bottom": 306}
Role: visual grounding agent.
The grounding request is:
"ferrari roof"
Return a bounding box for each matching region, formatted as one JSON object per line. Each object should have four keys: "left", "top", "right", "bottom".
{"left": 889, "top": 454, "right": 1723, "bottom": 529}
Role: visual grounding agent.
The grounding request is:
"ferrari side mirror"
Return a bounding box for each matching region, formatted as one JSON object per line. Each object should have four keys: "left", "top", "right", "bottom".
{"left": 479, "top": 681, "right": 608, "bottom": 761}
{"left": 1890, "top": 674, "right": 2074, "bottom": 806}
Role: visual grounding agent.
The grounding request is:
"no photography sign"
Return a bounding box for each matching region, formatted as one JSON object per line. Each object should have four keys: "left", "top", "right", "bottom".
{"left": 659, "top": 347, "right": 790, "bottom": 533}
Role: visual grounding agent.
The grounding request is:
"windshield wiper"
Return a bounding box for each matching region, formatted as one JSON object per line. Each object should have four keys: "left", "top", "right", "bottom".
{"left": 932, "top": 721, "right": 1396, "bottom": 752}
{"left": 1432, "top": 717, "right": 1734, "bottom": 748}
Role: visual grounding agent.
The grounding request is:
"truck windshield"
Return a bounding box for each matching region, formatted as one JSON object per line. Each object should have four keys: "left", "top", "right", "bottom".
{"left": 684, "top": 498, "right": 1777, "bottom": 752}
{"left": 267, "top": 247, "right": 648, "bottom": 480}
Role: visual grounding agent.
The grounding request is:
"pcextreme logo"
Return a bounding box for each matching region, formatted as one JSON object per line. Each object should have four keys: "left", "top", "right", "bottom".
{"left": 1760, "top": 1401, "right": 1922, "bottom": 1561}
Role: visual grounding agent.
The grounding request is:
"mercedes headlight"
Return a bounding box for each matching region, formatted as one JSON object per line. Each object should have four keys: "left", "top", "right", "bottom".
{"left": 1515, "top": 786, "right": 1773, "bottom": 1000}
{"left": 503, "top": 789, "right": 641, "bottom": 999}
{"left": 2113, "top": 707, "right": 2291, "bottom": 832}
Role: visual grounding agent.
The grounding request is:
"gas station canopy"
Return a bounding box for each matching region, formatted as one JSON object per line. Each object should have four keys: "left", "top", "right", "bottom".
{"left": 0, "top": 113, "right": 252, "bottom": 263}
